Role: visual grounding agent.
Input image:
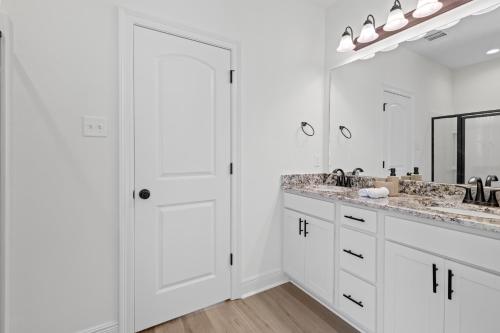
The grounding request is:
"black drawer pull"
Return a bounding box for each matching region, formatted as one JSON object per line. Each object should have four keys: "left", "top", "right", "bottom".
{"left": 432, "top": 264, "right": 439, "bottom": 294}
{"left": 448, "top": 269, "right": 454, "bottom": 300}
{"left": 343, "top": 249, "right": 364, "bottom": 259}
{"left": 344, "top": 215, "right": 365, "bottom": 223}
{"left": 343, "top": 294, "right": 364, "bottom": 308}
{"left": 304, "top": 220, "right": 309, "bottom": 237}
{"left": 299, "top": 218, "right": 304, "bottom": 235}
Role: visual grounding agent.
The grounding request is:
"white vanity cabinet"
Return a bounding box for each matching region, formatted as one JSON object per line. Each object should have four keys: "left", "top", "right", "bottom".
{"left": 283, "top": 193, "right": 334, "bottom": 304}
{"left": 444, "top": 261, "right": 500, "bottom": 333}
{"left": 385, "top": 216, "right": 500, "bottom": 333}
{"left": 283, "top": 190, "right": 500, "bottom": 333}
{"left": 384, "top": 242, "right": 445, "bottom": 333}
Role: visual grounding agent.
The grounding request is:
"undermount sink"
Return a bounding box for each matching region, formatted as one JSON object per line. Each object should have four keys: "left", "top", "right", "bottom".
{"left": 312, "top": 185, "right": 349, "bottom": 193}
{"left": 429, "top": 207, "right": 500, "bottom": 220}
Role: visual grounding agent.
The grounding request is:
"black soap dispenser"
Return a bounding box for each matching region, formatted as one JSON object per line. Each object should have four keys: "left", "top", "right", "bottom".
{"left": 411, "top": 167, "right": 422, "bottom": 181}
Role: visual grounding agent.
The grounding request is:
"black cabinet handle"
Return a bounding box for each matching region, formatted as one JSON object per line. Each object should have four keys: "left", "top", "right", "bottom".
{"left": 344, "top": 215, "right": 365, "bottom": 223}
{"left": 343, "top": 294, "right": 364, "bottom": 308}
{"left": 343, "top": 249, "right": 364, "bottom": 259}
{"left": 448, "top": 269, "right": 454, "bottom": 300}
{"left": 304, "top": 220, "right": 309, "bottom": 237}
{"left": 299, "top": 218, "right": 304, "bottom": 235}
{"left": 432, "top": 264, "right": 439, "bottom": 293}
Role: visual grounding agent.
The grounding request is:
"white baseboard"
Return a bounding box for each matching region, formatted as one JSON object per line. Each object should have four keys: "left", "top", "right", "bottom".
{"left": 240, "top": 269, "right": 289, "bottom": 298}
{"left": 77, "top": 322, "right": 118, "bottom": 333}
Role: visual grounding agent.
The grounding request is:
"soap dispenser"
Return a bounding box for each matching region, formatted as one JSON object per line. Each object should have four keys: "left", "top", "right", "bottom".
{"left": 411, "top": 167, "right": 423, "bottom": 181}
{"left": 387, "top": 168, "right": 399, "bottom": 183}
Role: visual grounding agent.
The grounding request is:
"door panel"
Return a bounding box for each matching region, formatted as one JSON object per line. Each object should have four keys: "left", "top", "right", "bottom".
{"left": 134, "top": 26, "right": 231, "bottom": 331}
{"left": 304, "top": 216, "right": 334, "bottom": 303}
{"left": 445, "top": 261, "right": 500, "bottom": 333}
{"left": 385, "top": 242, "right": 444, "bottom": 333}
{"left": 283, "top": 209, "right": 305, "bottom": 284}
{"left": 383, "top": 91, "right": 413, "bottom": 176}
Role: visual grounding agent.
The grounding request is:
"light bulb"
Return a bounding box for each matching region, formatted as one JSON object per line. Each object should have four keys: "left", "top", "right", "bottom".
{"left": 336, "top": 26, "right": 355, "bottom": 52}
{"left": 384, "top": 0, "right": 409, "bottom": 32}
{"left": 358, "top": 15, "right": 379, "bottom": 44}
{"left": 413, "top": 0, "right": 443, "bottom": 18}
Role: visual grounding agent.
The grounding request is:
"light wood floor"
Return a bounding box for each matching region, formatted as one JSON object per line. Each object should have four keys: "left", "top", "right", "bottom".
{"left": 140, "top": 282, "right": 359, "bottom": 333}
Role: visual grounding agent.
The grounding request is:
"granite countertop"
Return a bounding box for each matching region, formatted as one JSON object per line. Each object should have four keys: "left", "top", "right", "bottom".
{"left": 283, "top": 183, "right": 500, "bottom": 235}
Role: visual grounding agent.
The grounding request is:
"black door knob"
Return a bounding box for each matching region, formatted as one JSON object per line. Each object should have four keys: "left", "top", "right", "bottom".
{"left": 139, "top": 189, "right": 150, "bottom": 200}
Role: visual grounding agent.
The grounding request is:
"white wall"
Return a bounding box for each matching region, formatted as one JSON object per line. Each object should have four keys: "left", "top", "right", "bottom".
{"left": 329, "top": 47, "right": 454, "bottom": 179}
{"left": 453, "top": 57, "right": 500, "bottom": 114}
{"left": 0, "top": 0, "right": 326, "bottom": 332}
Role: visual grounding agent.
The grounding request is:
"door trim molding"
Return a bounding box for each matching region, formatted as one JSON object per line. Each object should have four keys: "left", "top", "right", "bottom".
{"left": 0, "top": 13, "right": 12, "bottom": 333}
{"left": 118, "top": 7, "right": 242, "bottom": 333}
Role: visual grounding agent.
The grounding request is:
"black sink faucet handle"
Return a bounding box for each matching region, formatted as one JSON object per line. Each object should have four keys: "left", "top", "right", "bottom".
{"left": 486, "top": 175, "right": 499, "bottom": 187}
{"left": 352, "top": 168, "right": 364, "bottom": 176}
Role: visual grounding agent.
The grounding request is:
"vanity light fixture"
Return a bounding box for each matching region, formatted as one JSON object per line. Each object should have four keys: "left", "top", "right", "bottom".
{"left": 358, "top": 15, "right": 379, "bottom": 43}
{"left": 486, "top": 48, "right": 500, "bottom": 55}
{"left": 384, "top": 0, "right": 409, "bottom": 31}
{"left": 413, "top": 0, "right": 443, "bottom": 18}
{"left": 336, "top": 26, "right": 356, "bottom": 52}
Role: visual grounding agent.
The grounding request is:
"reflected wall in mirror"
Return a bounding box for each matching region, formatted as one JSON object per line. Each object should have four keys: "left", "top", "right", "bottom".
{"left": 329, "top": 6, "right": 500, "bottom": 185}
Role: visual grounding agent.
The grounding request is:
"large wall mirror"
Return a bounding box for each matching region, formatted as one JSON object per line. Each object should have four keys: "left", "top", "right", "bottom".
{"left": 329, "top": 6, "right": 500, "bottom": 184}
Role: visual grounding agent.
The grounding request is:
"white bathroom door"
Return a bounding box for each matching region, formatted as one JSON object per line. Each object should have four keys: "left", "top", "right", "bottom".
{"left": 383, "top": 91, "right": 413, "bottom": 176}
{"left": 133, "top": 26, "right": 232, "bottom": 332}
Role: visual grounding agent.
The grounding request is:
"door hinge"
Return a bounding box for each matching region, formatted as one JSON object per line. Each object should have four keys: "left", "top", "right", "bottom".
{"left": 230, "top": 70, "right": 235, "bottom": 84}
{"left": 230, "top": 162, "right": 233, "bottom": 175}
{"left": 383, "top": 102, "right": 387, "bottom": 112}
{"left": 230, "top": 253, "right": 233, "bottom": 266}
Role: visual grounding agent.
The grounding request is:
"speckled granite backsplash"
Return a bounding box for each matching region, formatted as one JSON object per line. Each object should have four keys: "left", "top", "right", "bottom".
{"left": 281, "top": 173, "right": 465, "bottom": 198}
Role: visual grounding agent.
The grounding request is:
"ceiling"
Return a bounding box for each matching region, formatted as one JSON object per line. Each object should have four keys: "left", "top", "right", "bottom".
{"left": 403, "top": 7, "right": 500, "bottom": 69}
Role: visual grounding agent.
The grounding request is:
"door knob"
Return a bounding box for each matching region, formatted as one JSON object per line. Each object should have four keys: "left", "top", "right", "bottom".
{"left": 139, "top": 189, "right": 151, "bottom": 200}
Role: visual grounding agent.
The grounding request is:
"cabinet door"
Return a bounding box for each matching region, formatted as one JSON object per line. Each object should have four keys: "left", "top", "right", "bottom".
{"left": 304, "top": 215, "right": 334, "bottom": 304}
{"left": 283, "top": 209, "right": 305, "bottom": 284}
{"left": 445, "top": 261, "right": 500, "bottom": 333}
{"left": 385, "top": 242, "right": 445, "bottom": 333}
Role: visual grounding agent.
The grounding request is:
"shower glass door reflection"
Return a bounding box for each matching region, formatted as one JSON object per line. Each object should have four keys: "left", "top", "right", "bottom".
{"left": 464, "top": 114, "right": 500, "bottom": 183}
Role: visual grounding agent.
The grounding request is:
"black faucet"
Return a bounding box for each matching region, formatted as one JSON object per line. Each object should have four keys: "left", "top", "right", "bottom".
{"left": 332, "top": 168, "right": 347, "bottom": 186}
{"left": 468, "top": 176, "right": 486, "bottom": 205}
{"left": 485, "top": 175, "right": 498, "bottom": 187}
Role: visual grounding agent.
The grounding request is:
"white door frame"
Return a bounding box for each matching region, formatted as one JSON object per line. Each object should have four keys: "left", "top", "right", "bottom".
{"left": 118, "top": 8, "right": 242, "bottom": 333}
{"left": 0, "top": 12, "right": 12, "bottom": 333}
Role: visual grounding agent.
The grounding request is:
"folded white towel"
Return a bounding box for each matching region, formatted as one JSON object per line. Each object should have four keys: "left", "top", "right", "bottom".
{"left": 358, "top": 187, "right": 389, "bottom": 199}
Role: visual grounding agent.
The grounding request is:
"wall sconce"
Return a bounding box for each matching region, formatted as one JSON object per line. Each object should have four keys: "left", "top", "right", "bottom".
{"left": 358, "top": 15, "right": 379, "bottom": 43}
{"left": 384, "top": 0, "right": 409, "bottom": 31}
{"left": 336, "top": 26, "right": 355, "bottom": 52}
{"left": 413, "top": 0, "right": 443, "bottom": 18}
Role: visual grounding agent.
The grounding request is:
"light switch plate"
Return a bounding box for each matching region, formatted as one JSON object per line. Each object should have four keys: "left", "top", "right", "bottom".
{"left": 82, "top": 116, "right": 107, "bottom": 137}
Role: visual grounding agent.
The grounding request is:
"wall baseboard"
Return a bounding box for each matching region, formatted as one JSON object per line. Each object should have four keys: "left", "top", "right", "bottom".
{"left": 77, "top": 322, "right": 118, "bottom": 333}
{"left": 240, "top": 269, "right": 289, "bottom": 298}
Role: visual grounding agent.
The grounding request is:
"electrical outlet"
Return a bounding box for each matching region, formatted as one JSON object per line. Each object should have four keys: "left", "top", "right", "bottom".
{"left": 82, "top": 116, "right": 107, "bottom": 137}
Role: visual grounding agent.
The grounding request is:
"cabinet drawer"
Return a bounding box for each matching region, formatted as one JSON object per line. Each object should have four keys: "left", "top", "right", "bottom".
{"left": 386, "top": 216, "right": 500, "bottom": 274}
{"left": 284, "top": 193, "right": 335, "bottom": 221}
{"left": 341, "top": 205, "right": 377, "bottom": 233}
{"left": 340, "top": 227, "right": 377, "bottom": 283}
{"left": 338, "top": 270, "right": 376, "bottom": 332}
